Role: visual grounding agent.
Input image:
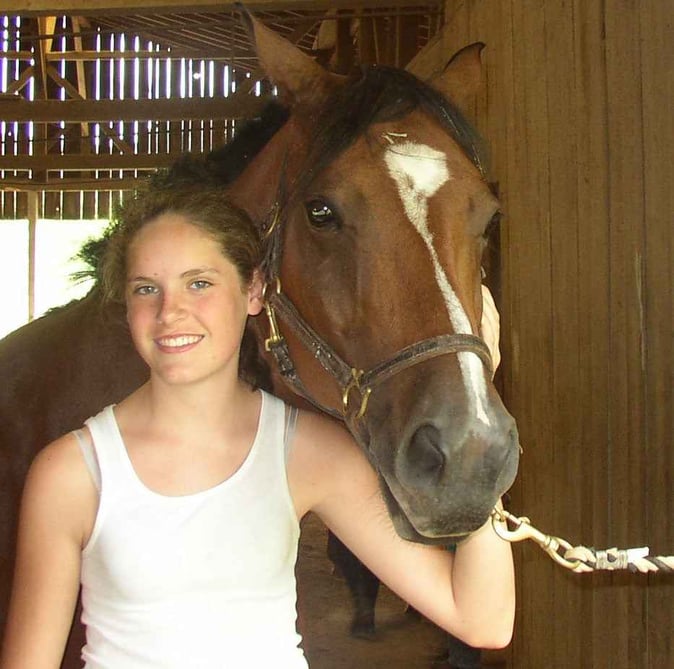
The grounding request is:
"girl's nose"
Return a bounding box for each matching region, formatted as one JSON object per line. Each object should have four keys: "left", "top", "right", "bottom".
{"left": 157, "top": 291, "right": 186, "bottom": 324}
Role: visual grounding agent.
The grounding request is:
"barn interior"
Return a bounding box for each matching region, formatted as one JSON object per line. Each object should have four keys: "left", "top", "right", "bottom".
{"left": 0, "top": 2, "right": 672, "bottom": 668}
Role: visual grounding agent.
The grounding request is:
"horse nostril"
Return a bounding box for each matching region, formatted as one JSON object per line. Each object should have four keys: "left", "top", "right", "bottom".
{"left": 407, "top": 424, "right": 445, "bottom": 483}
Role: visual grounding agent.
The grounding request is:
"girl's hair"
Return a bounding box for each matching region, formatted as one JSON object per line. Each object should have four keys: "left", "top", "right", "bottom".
{"left": 99, "top": 174, "right": 270, "bottom": 390}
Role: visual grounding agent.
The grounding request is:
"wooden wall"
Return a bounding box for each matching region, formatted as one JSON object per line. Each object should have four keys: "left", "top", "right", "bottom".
{"left": 429, "top": 1, "right": 673, "bottom": 667}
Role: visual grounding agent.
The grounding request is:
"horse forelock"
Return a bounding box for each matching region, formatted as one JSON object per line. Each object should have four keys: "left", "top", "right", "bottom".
{"left": 292, "top": 65, "right": 487, "bottom": 196}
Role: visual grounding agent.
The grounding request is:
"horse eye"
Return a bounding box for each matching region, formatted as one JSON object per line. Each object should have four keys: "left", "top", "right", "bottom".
{"left": 305, "top": 199, "right": 338, "bottom": 229}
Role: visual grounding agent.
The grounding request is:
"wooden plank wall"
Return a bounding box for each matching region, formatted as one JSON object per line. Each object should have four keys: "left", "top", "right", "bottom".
{"left": 434, "top": 1, "right": 673, "bottom": 667}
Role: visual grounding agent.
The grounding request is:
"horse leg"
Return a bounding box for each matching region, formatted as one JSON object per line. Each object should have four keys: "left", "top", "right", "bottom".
{"left": 433, "top": 634, "right": 482, "bottom": 668}
{"left": 326, "top": 531, "right": 379, "bottom": 640}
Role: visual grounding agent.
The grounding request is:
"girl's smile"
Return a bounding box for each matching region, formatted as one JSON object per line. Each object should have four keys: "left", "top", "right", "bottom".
{"left": 154, "top": 334, "right": 204, "bottom": 353}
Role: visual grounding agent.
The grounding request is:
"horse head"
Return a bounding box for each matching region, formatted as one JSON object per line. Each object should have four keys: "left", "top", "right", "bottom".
{"left": 231, "top": 12, "right": 520, "bottom": 543}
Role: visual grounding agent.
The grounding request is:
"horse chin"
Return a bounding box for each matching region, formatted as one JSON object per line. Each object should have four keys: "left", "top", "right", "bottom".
{"left": 378, "top": 475, "right": 476, "bottom": 547}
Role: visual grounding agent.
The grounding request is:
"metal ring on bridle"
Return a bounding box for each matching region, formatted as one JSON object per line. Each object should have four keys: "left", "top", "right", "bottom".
{"left": 342, "top": 369, "right": 372, "bottom": 419}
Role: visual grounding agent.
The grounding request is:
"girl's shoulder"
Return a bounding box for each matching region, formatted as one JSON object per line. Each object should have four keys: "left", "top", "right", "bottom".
{"left": 30, "top": 430, "right": 89, "bottom": 484}
{"left": 291, "top": 408, "right": 358, "bottom": 458}
{"left": 24, "top": 430, "right": 99, "bottom": 543}
{"left": 286, "top": 408, "right": 375, "bottom": 516}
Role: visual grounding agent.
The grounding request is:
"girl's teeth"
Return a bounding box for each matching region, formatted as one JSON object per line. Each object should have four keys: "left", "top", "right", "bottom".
{"left": 159, "top": 336, "right": 200, "bottom": 347}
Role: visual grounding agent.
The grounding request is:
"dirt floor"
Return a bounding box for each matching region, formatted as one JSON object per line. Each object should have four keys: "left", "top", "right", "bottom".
{"left": 295, "top": 513, "right": 446, "bottom": 669}
{"left": 295, "top": 513, "right": 508, "bottom": 669}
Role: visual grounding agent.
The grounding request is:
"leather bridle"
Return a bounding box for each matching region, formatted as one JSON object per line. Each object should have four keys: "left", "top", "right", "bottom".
{"left": 258, "top": 198, "right": 494, "bottom": 440}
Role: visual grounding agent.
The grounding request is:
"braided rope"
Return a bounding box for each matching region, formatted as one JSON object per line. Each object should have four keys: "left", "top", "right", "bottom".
{"left": 491, "top": 508, "right": 674, "bottom": 574}
{"left": 562, "top": 546, "right": 674, "bottom": 574}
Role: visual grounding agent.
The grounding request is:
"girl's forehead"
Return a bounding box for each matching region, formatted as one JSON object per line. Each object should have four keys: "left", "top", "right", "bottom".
{"left": 133, "top": 212, "right": 209, "bottom": 243}
{"left": 130, "top": 214, "right": 218, "bottom": 255}
{"left": 127, "top": 214, "right": 224, "bottom": 269}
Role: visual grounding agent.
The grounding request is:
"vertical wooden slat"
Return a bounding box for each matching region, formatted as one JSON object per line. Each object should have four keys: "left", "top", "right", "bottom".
{"left": 542, "top": 2, "right": 585, "bottom": 665}
{"left": 15, "top": 192, "right": 27, "bottom": 219}
{"left": 396, "top": 15, "right": 421, "bottom": 69}
{"left": 97, "top": 190, "right": 110, "bottom": 219}
{"left": 604, "top": 2, "right": 648, "bottom": 667}
{"left": 62, "top": 192, "right": 79, "bottom": 219}
{"left": 640, "top": 1, "right": 674, "bottom": 666}
{"left": 358, "top": 13, "right": 377, "bottom": 65}
{"left": 26, "top": 190, "right": 37, "bottom": 321}
{"left": 571, "top": 1, "right": 613, "bottom": 666}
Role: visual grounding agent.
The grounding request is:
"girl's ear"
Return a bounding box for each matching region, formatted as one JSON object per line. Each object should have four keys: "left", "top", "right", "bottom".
{"left": 247, "top": 269, "right": 265, "bottom": 316}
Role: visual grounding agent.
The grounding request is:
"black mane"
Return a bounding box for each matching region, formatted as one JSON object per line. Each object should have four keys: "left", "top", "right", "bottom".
{"left": 163, "top": 100, "right": 290, "bottom": 187}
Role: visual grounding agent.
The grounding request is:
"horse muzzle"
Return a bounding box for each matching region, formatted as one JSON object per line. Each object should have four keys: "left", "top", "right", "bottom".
{"left": 369, "top": 391, "right": 520, "bottom": 543}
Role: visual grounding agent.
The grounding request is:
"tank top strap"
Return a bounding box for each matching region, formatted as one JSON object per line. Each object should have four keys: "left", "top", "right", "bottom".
{"left": 255, "top": 391, "right": 297, "bottom": 470}
{"left": 84, "top": 405, "right": 129, "bottom": 489}
{"left": 74, "top": 427, "right": 101, "bottom": 493}
{"left": 283, "top": 406, "right": 299, "bottom": 460}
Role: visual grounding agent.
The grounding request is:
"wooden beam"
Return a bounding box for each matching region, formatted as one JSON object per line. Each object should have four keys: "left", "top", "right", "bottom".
{"left": 1, "top": 176, "right": 155, "bottom": 191}
{"left": 0, "top": 153, "right": 184, "bottom": 170}
{"left": 70, "top": 16, "right": 90, "bottom": 119}
{"left": 2, "top": 67, "right": 34, "bottom": 96}
{"left": 0, "top": 92, "right": 272, "bottom": 122}
{"left": 0, "top": 1, "right": 434, "bottom": 17}
{"left": 34, "top": 16, "right": 55, "bottom": 100}
{"left": 2, "top": 49, "right": 223, "bottom": 61}
{"left": 46, "top": 50, "right": 227, "bottom": 61}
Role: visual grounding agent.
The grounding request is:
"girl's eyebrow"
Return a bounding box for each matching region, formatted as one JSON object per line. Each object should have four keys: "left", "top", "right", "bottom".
{"left": 127, "top": 267, "right": 220, "bottom": 283}
{"left": 127, "top": 275, "right": 154, "bottom": 284}
{"left": 181, "top": 267, "right": 220, "bottom": 278}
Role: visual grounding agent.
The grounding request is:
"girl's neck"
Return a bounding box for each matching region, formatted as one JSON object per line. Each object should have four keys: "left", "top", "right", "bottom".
{"left": 123, "top": 370, "right": 260, "bottom": 439}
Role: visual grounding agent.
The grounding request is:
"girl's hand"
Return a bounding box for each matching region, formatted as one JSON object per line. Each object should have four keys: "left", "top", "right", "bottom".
{"left": 480, "top": 284, "right": 501, "bottom": 375}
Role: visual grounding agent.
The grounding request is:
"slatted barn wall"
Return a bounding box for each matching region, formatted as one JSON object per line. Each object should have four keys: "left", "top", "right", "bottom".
{"left": 426, "top": 1, "right": 673, "bottom": 667}
{"left": 0, "top": 15, "right": 258, "bottom": 220}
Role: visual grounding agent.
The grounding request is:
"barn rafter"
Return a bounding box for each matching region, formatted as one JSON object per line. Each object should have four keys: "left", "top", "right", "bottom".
{"left": 0, "top": 2, "right": 442, "bottom": 216}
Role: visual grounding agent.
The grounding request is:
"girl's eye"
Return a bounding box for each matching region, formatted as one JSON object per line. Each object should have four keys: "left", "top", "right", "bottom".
{"left": 133, "top": 285, "right": 158, "bottom": 296}
{"left": 191, "top": 280, "right": 212, "bottom": 290}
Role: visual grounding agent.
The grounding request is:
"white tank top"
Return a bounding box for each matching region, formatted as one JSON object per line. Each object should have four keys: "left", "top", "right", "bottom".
{"left": 80, "top": 391, "right": 307, "bottom": 669}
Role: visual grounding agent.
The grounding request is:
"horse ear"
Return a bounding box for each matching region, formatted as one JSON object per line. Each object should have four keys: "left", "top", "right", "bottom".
{"left": 428, "top": 42, "right": 485, "bottom": 114}
{"left": 241, "top": 8, "right": 344, "bottom": 110}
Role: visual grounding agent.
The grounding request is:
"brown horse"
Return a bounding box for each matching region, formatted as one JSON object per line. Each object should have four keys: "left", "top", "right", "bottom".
{"left": 0, "top": 12, "right": 518, "bottom": 666}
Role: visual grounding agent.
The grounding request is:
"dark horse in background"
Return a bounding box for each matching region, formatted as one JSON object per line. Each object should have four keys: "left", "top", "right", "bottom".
{"left": 0, "top": 11, "right": 519, "bottom": 668}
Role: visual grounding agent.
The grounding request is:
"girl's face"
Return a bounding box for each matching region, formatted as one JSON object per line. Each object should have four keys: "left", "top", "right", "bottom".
{"left": 125, "top": 213, "right": 263, "bottom": 387}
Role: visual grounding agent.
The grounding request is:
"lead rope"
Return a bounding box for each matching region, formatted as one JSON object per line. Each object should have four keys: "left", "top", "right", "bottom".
{"left": 491, "top": 507, "right": 674, "bottom": 574}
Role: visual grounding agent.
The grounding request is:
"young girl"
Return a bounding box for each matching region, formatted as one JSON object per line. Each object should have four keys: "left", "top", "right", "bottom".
{"left": 1, "top": 181, "right": 514, "bottom": 669}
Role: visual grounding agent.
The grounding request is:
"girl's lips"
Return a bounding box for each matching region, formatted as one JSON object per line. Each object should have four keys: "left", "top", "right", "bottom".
{"left": 154, "top": 334, "right": 204, "bottom": 352}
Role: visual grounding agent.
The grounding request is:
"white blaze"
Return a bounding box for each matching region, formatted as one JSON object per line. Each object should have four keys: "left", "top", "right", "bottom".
{"left": 384, "top": 141, "right": 490, "bottom": 425}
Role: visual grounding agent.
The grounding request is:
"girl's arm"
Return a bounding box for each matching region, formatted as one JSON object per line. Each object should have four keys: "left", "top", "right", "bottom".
{"left": 481, "top": 283, "right": 500, "bottom": 372}
{"left": 1, "top": 434, "right": 96, "bottom": 669}
{"left": 292, "top": 420, "right": 514, "bottom": 650}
